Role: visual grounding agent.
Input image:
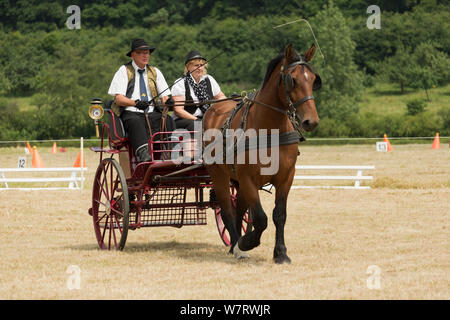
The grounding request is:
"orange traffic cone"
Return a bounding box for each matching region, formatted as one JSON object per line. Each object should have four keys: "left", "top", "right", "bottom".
{"left": 32, "top": 146, "right": 45, "bottom": 168}
{"left": 383, "top": 134, "right": 393, "bottom": 152}
{"left": 73, "top": 150, "right": 86, "bottom": 168}
{"left": 431, "top": 133, "right": 440, "bottom": 149}
{"left": 51, "top": 142, "right": 57, "bottom": 154}
{"left": 26, "top": 142, "right": 33, "bottom": 154}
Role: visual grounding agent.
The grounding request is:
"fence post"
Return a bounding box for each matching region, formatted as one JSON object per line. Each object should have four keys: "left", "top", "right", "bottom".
{"left": 354, "top": 169, "right": 363, "bottom": 188}
{"left": 81, "top": 137, "right": 84, "bottom": 191}
{"left": 0, "top": 171, "right": 8, "bottom": 188}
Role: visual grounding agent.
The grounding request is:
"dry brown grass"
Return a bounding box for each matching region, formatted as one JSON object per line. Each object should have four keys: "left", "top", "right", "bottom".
{"left": 0, "top": 144, "right": 448, "bottom": 299}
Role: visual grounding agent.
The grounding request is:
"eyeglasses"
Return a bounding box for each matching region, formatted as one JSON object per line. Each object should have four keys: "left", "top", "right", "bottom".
{"left": 134, "top": 51, "right": 150, "bottom": 56}
{"left": 193, "top": 64, "right": 205, "bottom": 68}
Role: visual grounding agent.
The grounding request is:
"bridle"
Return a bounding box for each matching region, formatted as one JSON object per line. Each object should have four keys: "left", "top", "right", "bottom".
{"left": 280, "top": 57, "right": 321, "bottom": 109}
{"left": 243, "top": 56, "right": 321, "bottom": 136}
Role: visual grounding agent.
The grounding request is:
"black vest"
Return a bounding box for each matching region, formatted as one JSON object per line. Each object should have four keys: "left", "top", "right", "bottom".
{"left": 184, "top": 76, "right": 214, "bottom": 115}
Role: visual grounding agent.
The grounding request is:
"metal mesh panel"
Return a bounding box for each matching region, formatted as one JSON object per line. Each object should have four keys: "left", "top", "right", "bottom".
{"left": 134, "top": 186, "right": 207, "bottom": 227}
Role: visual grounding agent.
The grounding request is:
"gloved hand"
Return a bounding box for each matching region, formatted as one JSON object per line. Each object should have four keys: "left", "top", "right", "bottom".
{"left": 231, "top": 93, "right": 242, "bottom": 101}
{"left": 164, "top": 96, "right": 175, "bottom": 111}
{"left": 135, "top": 100, "right": 149, "bottom": 111}
{"left": 165, "top": 96, "right": 175, "bottom": 106}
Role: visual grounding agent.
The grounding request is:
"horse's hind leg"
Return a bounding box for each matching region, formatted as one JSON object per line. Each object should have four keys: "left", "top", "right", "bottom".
{"left": 237, "top": 200, "right": 267, "bottom": 252}
{"left": 272, "top": 193, "right": 291, "bottom": 264}
{"left": 209, "top": 170, "right": 240, "bottom": 253}
{"left": 236, "top": 181, "right": 268, "bottom": 252}
{"left": 235, "top": 188, "right": 249, "bottom": 238}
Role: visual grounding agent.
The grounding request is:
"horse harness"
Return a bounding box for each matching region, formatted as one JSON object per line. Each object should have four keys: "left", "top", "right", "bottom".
{"left": 219, "top": 55, "right": 322, "bottom": 154}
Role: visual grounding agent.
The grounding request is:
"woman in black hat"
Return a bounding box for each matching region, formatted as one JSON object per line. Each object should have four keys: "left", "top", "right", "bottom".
{"left": 171, "top": 50, "right": 226, "bottom": 131}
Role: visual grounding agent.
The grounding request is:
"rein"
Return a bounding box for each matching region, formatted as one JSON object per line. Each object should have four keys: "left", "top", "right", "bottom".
{"left": 241, "top": 92, "right": 307, "bottom": 142}
{"left": 154, "top": 96, "right": 240, "bottom": 110}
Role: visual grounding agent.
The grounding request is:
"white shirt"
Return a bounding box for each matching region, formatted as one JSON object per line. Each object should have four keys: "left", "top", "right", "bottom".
{"left": 108, "top": 60, "right": 171, "bottom": 113}
{"left": 171, "top": 74, "right": 221, "bottom": 118}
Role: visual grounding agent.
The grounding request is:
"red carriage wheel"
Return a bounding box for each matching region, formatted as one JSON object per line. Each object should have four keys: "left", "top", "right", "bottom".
{"left": 91, "top": 158, "right": 130, "bottom": 250}
{"left": 214, "top": 187, "right": 253, "bottom": 247}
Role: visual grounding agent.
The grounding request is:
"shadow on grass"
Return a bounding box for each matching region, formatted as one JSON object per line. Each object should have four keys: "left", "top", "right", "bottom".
{"left": 126, "top": 240, "right": 265, "bottom": 265}
{"left": 66, "top": 240, "right": 265, "bottom": 265}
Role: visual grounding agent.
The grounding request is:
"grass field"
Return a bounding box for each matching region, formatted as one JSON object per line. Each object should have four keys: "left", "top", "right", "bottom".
{"left": 360, "top": 83, "right": 450, "bottom": 117}
{"left": 0, "top": 143, "right": 449, "bottom": 299}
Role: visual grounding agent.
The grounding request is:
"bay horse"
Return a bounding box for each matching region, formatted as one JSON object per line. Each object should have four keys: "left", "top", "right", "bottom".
{"left": 202, "top": 44, "right": 320, "bottom": 263}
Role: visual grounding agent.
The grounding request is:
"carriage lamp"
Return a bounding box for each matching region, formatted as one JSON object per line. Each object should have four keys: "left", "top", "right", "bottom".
{"left": 89, "top": 98, "right": 104, "bottom": 137}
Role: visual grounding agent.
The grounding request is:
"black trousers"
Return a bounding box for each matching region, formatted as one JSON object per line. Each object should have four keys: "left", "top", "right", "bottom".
{"left": 174, "top": 118, "right": 203, "bottom": 132}
{"left": 121, "top": 110, "right": 175, "bottom": 153}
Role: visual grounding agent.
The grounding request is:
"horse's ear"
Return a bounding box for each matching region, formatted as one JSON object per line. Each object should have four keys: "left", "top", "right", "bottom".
{"left": 304, "top": 43, "right": 316, "bottom": 62}
{"left": 284, "top": 43, "right": 295, "bottom": 63}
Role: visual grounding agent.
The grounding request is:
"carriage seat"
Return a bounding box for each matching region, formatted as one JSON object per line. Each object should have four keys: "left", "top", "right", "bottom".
{"left": 103, "top": 107, "right": 128, "bottom": 149}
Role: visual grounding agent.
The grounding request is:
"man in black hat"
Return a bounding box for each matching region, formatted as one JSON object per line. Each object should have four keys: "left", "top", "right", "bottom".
{"left": 171, "top": 50, "right": 226, "bottom": 131}
{"left": 108, "top": 39, "right": 175, "bottom": 162}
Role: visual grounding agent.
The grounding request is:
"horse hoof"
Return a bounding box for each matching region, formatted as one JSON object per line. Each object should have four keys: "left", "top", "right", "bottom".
{"left": 274, "top": 255, "right": 291, "bottom": 264}
{"left": 233, "top": 244, "right": 250, "bottom": 260}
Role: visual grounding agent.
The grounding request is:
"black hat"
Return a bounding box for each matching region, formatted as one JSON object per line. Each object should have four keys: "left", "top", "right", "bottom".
{"left": 126, "top": 38, "right": 155, "bottom": 57}
{"left": 185, "top": 50, "right": 207, "bottom": 65}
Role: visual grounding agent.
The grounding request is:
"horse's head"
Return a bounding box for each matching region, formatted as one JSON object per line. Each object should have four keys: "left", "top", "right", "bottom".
{"left": 279, "top": 44, "right": 320, "bottom": 132}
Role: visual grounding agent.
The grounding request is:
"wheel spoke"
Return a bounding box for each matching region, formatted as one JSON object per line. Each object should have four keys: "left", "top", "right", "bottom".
{"left": 115, "top": 212, "right": 124, "bottom": 233}
{"left": 95, "top": 213, "right": 107, "bottom": 225}
{"left": 101, "top": 161, "right": 110, "bottom": 200}
{"left": 93, "top": 198, "right": 107, "bottom": 208}
{"left": 101, "top": 215, "right": 109, "bottom": 245}
{"left": 110, "top": 171, "right": 121, "bottom": 200}
{"left": 108, "top": 214, "right": 113, "bottom": 249}
{"left": 113, "top": 213, "right": 123, "bottom": 233}
{"left": 110, "top": 206, "right": 124, "bottom": 219}
{"left": 97, "top": 177, "right": 109, "bottom": 202}
{"left": 109, "top": 162, "right": 115, "bottom": 202}
{"left": 110, "top": 213, "right": 117, "bottom": 249}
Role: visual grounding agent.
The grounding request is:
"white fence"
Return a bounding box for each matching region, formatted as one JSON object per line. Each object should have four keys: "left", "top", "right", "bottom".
{"left": 0, "top": 137, "right": 86, "bottom": 191}
{"left": 0, "top": 167, "right": 87, "bottom": 190}
{"left": 291, "top": 165, "right": 375, "bottom": 189}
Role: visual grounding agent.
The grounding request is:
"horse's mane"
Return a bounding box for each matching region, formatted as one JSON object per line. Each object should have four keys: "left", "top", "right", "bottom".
{"left": 261, "top": 50, "right": 303, "bottom": 89}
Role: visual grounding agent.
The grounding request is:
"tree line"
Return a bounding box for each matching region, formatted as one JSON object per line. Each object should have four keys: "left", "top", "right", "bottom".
{"left": 0, "top": 0, "right": 449, "bottom": 140}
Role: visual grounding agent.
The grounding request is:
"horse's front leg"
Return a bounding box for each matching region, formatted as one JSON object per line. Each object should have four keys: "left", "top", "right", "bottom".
{"left": 272, "top": 194, "right": 291, "bottom": 264}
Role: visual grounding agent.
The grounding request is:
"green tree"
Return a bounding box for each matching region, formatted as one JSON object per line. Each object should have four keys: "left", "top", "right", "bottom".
{"left": 377, "top": 44, "right": 413, "bottom": 94}
{"left": 144, "top": 8, "right": 169, "bottom": 27}
{"left": 350, "top": 4, "right": 450, "bottom": 74}
{"left": 31, "top": 43, "right": 92, "bottom": 139}
{"left": 406, "top": 99, "right": 427, "bottom": 115}
{"left": 310, "top": 1, "right": 364, "bottom": 123}
{"left": 408, "top": 42, "right": 450, "bottom": 100}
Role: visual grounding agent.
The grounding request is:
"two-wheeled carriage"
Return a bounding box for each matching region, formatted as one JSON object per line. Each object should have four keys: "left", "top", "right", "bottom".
{"left": 87, "top": 101, "right": 252, "bottom": 250}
